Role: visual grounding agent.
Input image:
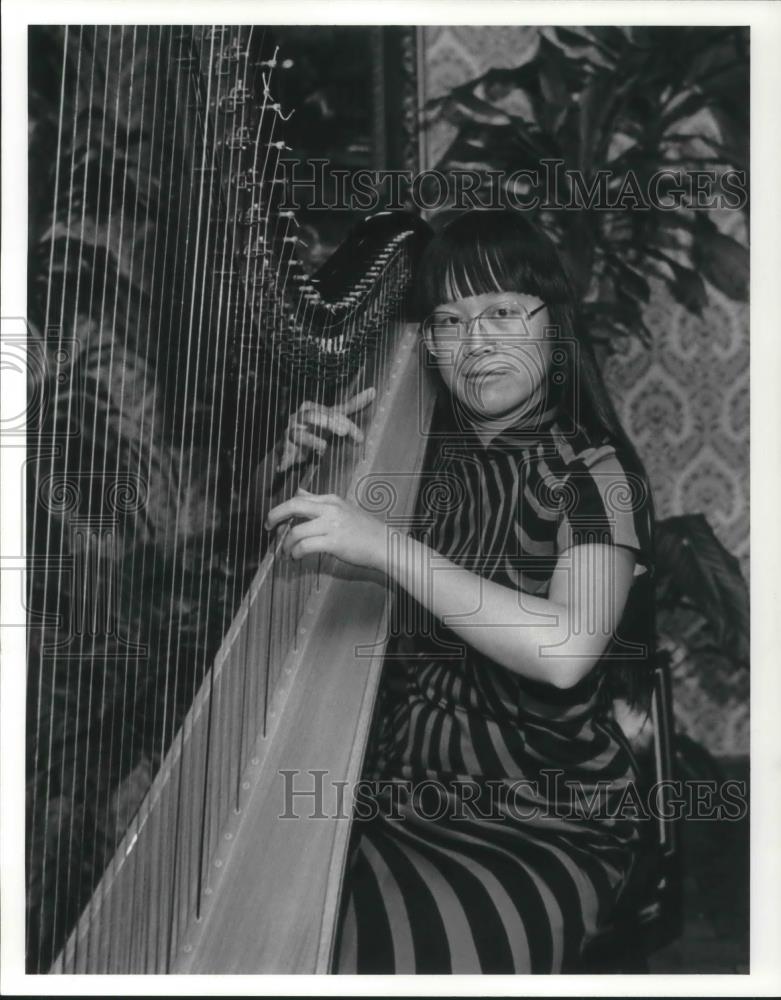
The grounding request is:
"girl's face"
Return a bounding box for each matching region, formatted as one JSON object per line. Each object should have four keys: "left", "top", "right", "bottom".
{"left": 422, "top": 290, "right": 553, "bottom": 421}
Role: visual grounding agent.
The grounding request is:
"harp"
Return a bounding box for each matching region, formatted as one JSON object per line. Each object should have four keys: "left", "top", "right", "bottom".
{"left": 26, "top": 25, "right": 434, "bottom": 973}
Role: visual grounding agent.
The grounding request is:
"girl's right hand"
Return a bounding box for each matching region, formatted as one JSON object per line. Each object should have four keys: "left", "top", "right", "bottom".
{"left": 276, "top": 386, "right": 376, "bottom": 473}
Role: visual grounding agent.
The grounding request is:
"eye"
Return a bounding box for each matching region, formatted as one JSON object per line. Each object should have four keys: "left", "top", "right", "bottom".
{"left": 428, "top": 313, "right": 461, "bottom": 327}
{"left": 486, "top": 302, "right": 524, "bottom": 320}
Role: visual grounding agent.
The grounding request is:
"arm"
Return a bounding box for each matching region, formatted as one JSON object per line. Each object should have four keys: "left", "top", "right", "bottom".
{"left": 265, "top": 492, "right": 637, "bottom": 690}
{"left": 386, "top": 532, "right": 636, "bottom": 689}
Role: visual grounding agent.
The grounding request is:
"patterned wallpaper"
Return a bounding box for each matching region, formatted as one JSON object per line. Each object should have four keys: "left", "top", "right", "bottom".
{"left": 418, "top": 26, "right": 750, "bottom": 756}
{"left": 604, "top": 275, "right": 750, "bottom": 759}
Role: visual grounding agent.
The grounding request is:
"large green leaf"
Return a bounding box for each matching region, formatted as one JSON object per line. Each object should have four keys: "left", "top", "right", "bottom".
{"left": 655, "top": 514, "right": 749, "bottom": 665}
{"left": 645, "top": 248, "right": 709, "bottom": 314}
{"left": 692, "top": 214, "right": 749, "bottom": 301}
{"left": 424, "top": 24, "right": 748, "bottom": 336}
{"left": 605, "top": 253, "right": 652, "bottom": 303}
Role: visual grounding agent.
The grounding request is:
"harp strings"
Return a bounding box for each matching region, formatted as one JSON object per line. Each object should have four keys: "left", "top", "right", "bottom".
{"left": 188, "top": 25, "right": 259, "bottom": 927}
{"left": 50, "top": 28, "right": 97, "bottom": 969}
{"left": 158, "top": 25, "right": 219, "bottom": 967}
{"left": 229, "top": 86, "right": 287, "bottom": 800}
{"left": 90, "top": 36, "right": 138, "bottom": 966}
{"left": 36, "top": 24, "right": 138, "bottom": 971}
{"left": 159, "top": 25, "right": 274, "bottom": 966}
{"left": 26, "top": 24, "right": 212, "bottom": 970}
{"left": 151, "top": 27, "right": 296, "bottom": 965}
{"left": 130, "top": 27, "right": 196, "bottom": 973}
{"left": 106, "top": 27, "right": 168, "bottom": 970}
{"left": 43, "top": 23, "right": 91, "bottom": 971}
{"left": 178, "top": 24, "right": 279, "bottom": 946}
{"left": 88, "top": 26, "right": 172, "bottom": 973}
{"left": 29, "top": 23, "right": 414, "bottom": 972}
{"left": 119, "top": 27, "right": 170, "bottom": 967}
{"left": 187, "top": 24, "right": 263, "bottom": 951}
{"left": 27, "top": 22, "right": 76, "bottom": 970}
{"left": 123, "top": 27, "right": 202, "bottom": 973}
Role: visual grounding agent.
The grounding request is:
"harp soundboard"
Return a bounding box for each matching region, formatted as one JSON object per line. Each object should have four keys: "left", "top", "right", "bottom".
{"left": 26, "top": 24, "right": 433, "bottom": 973}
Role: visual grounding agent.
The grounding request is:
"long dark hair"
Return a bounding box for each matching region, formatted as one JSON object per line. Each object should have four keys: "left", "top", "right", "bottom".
{"left": 416, "top": 208, "right": 657, "bottom": 708}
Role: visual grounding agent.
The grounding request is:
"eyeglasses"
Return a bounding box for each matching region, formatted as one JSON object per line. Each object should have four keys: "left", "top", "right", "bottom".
{"left": 421, "top": 298, "right": 548, "bottom": 354}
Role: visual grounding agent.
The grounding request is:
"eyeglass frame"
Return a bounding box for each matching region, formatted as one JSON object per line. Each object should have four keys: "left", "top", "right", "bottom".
{"left": 421, "top": 296, "right": 549, "bottom": 356}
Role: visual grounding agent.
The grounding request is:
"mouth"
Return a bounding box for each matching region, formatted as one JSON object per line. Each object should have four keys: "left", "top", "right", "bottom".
{"left": 460, "top": 367, "right": 511, "bottom": 381}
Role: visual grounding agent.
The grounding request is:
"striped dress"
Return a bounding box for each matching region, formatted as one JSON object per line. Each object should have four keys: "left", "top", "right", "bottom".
{"left": 333, "top": 396, "right": 654, "bottom": 974}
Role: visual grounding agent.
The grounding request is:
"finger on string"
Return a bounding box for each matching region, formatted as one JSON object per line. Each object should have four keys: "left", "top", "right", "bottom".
{"left": 297, "top": 400, "right": 325, "bottom": 419}
{"left": 291, "top": 535, "right": 331, "bottom": 561}
{"left": 283, "top": 518, "right": 330, "bottom": 555}
{"left": 297, "top": 488, "right": 341, "bottom": 504}
{"left": 338, "top": 386, "right": 376, "bottom": 415}
{"left": 265, "top": 496, "right": 327, "bottom": 530}
{"left": 276, "top": 448, "right": 297, "bottom": 474}
{"left": 305, "top": 410, "right": 364, "bottom": 442}
{"left": 290, "top": 426, "right": 329, "bottom": 453}
{"left": 276, "top": 436, "right": 310, "bottom": 473}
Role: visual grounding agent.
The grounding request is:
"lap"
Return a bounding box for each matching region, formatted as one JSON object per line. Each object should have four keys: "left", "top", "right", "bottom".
{"left": 334, "top": 804, "right": 632, "bottom": 974}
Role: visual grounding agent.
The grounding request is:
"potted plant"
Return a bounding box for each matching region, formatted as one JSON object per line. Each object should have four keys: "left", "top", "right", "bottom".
{"left": 422, "top": 25, "right": 749, "bottom": 360}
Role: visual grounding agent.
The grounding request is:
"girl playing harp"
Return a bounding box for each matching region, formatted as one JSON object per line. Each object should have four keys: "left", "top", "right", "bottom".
{"left": 266, "top": 208, "right": 656, "bottom": 974}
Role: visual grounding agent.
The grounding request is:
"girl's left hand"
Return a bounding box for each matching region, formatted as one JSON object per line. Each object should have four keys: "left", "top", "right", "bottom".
{"left": 265, "top": 488, "right": 389, "bottom": 572}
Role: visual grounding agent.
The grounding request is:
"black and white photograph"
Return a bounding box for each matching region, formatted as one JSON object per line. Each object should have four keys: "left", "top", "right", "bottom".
{"left": 1, "top": 0, "right": 779, "bottom": 994}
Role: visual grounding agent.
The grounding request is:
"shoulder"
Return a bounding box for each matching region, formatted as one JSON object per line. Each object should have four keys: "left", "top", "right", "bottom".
{"left": 552, "top": 419, "right": 617, "bottom": 468}
{"left": 548, "top": 422, "right": 654, "bottom": 575}
{"left": 546, "top": 421, "right": 645, "bottom": 488}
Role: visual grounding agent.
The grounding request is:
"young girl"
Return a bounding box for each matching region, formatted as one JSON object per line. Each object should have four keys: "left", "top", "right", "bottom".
{"left": 266, "top": 209, "right": 656, "bottom": 974}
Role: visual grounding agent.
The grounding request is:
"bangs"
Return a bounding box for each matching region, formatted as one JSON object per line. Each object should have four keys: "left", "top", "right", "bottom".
{"left": 416, "top": 209, "right": 574, "bottom": 317}
{"left": 442, "top": 241, "right": 509, "bottom": 301}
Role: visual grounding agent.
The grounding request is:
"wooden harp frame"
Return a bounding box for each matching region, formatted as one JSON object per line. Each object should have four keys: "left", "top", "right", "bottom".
{"left": 34, "top": 24, "right": 437, "bottom": 974}
{"left": 54, "top": 324, "right": 436, "bottom": 974}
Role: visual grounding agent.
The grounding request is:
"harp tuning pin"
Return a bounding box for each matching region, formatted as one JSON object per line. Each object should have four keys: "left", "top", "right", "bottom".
{"left": 243, "top": 205, "right": 266, "bottom": 226}
{"left": 221, "top": 39, "right": 247, "bottom": 62}
{"left": 236, "top": 167, "right": 263, "bottom": 190}
{"left": 220, "top": 83, "right": 251, "bottom": 113}
{"left": 242, "top": 241, "right": 271, "bottom": 260}
{"left": 270, "top": 103, "right": 294, "bottom": 121}
{"left": 225, "top": 125, "right": 252, "bottom": 150}
{"left": 259, "top": 46, "right": 280, "bottom": 69}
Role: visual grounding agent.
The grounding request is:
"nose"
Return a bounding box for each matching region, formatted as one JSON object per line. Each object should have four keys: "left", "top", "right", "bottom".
{"left": 462, "top": 315, "right": 494, "bottom": 356}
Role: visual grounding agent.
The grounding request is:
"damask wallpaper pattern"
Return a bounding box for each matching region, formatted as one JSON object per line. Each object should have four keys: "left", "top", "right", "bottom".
{"left": 418, "top": 26, "right": 750, "bottom": 756}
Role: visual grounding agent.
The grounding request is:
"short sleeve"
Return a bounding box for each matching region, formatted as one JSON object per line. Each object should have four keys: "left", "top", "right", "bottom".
{"left": 554, "top": 444, "right": 653, "bottom": 577}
